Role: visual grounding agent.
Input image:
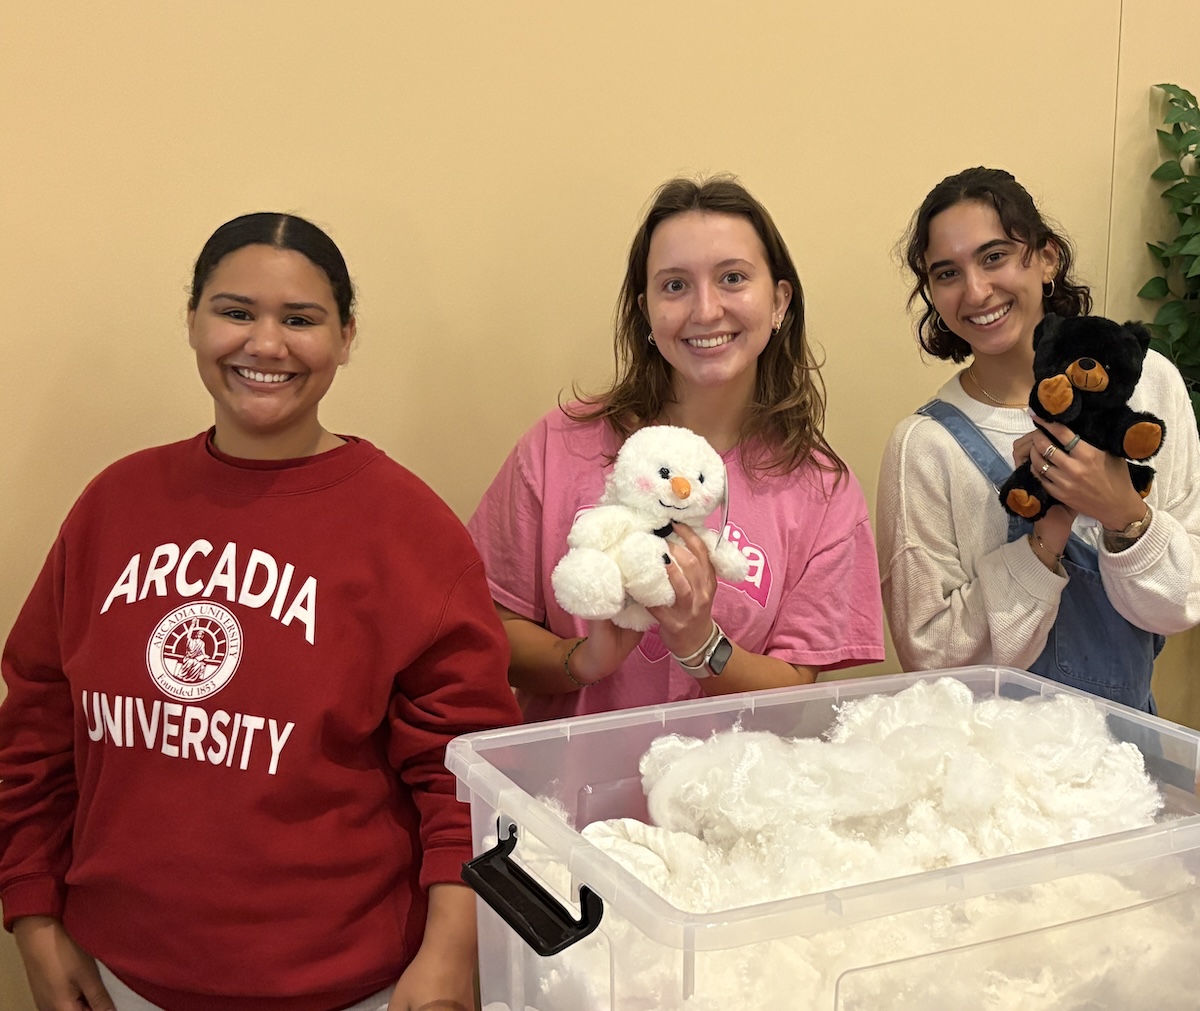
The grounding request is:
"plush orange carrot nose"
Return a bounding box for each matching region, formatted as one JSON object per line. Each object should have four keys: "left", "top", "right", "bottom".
{"left": 670, "top": 476, "right": 691, "bottom": 499}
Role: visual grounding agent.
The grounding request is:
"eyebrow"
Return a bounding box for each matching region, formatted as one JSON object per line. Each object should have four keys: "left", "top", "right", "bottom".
{"left": 208, "top": 292, "right": 329, "bottom": 313}
{"left": 927, "top": 239, "right": 1012, "bottom": 274}
{"left": 651, "top": 258, "right": 755, "bottom": 282}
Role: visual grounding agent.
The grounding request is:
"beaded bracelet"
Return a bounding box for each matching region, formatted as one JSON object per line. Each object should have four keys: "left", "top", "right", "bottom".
{"left": 563, "top": 636, "right": 589, "bottom": 688}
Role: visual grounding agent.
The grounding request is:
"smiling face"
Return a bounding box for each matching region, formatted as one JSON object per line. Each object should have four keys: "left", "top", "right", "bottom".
{"left": 639, "top": 211, "right": 791, "bottom": 402}
{"left": 187, "top": 244, "right": 356, "bottom": 459}
{"left": 925, "top": 200, "right": 1058, "bottom": 362}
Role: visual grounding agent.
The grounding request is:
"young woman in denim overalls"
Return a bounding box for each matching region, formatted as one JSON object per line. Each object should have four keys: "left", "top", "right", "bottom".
{"left": 877, "top": 167, "right": 1200, "bottom": 712}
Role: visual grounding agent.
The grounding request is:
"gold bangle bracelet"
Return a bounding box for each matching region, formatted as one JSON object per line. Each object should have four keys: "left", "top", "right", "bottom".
{"left": 563, "top": 636, "right": 589, "bottom": 688}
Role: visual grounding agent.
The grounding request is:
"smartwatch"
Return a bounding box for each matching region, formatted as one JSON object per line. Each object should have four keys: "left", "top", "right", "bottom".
{"left": 705, "top": 630, "right": 733, "bottom": 676}
{"left": 676, "top": 623, "right": 733, "bottom": 678}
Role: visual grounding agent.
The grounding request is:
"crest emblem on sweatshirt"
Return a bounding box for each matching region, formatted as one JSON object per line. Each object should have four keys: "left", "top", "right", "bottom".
{"left": 146, "top": 602, "right": 243, "bottom": 700}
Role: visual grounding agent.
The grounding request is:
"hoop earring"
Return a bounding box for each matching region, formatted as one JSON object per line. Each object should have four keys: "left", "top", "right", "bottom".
{"left": 934, "top": 313, "right": 951, "bottom": 333}
{"left": 771, "top": 320, "right": 781, "bottom": 336}
{"left": 1043, "top": 279, "right": 1056, "bottom": 299}
{"left": 648, "top": 332, "right": 657, "bottom": 346}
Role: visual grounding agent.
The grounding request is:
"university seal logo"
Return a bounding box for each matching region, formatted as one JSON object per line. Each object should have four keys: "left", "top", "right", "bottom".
{"left": 146, "top": 602, "right": 243, "bottom": 700}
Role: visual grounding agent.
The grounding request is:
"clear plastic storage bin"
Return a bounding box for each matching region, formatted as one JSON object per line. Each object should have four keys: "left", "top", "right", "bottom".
{"left": 446, "top": 667, "right": 1200, "bottom": 1009}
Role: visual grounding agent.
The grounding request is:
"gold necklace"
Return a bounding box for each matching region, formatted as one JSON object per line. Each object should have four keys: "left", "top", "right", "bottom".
{"left": 967, "top": 366, "right": 1028, "bottom": 408}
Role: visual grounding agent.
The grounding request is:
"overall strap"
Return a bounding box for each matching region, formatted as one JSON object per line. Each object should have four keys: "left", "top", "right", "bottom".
{"left": 916, "top": 402, "right": 1159, "bottom": 712}
{"left": 917, "top": 399, "right": 1028, "bottom": 542}
{"left": 916, "top": 399, "right": 1013, "bottom": 489}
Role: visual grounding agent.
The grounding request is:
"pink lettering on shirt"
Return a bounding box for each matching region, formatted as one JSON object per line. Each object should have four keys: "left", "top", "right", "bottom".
{"left": 723, "top": 522, "right": 771, "bottom": 607}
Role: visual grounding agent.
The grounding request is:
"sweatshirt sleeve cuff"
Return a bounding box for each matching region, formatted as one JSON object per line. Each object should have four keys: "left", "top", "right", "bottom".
{"left": 1002, "top": 535, "right": 1067, "bottom": 599}
{"left": 419, "top": 842, "right": 473, "bottom": 891}
{"left": 1099, "top": 507, "right": 1172, "bottom": 576}
{"left": 2, "top": 875, "right": 66, "bottom": 932}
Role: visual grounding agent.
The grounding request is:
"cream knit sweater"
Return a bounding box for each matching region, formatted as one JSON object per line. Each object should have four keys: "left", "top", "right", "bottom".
{"left": 877, "top": 350, "right": 1200, "bottom": 673}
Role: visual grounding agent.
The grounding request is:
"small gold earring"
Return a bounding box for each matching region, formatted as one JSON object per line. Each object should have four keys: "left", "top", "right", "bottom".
{"left": 648, "top": 332, "right": 657, "bottom": 346}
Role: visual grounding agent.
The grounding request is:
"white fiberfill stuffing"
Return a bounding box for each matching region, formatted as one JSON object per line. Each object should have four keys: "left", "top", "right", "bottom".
{"left": 507, "top": 678, "right": 1198, "bottom": 1010}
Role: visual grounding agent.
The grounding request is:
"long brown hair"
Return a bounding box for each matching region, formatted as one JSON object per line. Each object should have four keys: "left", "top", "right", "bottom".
{"left": 902, "top": 167, "right": 1091, "bottom": 362}
{"left": 568, "top": 176, "right": 844, "bottom": 479}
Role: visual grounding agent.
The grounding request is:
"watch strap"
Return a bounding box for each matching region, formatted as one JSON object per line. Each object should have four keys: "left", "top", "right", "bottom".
{"left": 675, "top": 623, "right": 731, "bottom": 678}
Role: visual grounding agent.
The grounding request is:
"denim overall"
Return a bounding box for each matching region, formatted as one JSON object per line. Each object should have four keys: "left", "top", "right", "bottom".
{"left": 918, "top": 400, "right": 1162, "bottom": 712}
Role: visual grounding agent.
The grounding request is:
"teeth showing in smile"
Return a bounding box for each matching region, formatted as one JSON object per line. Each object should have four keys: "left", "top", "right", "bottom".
{"left": 234, "top": 366, "right": 293, "bottom": 384}
{"left": 686, "top": 334, "right": 735, "bottom": 349}
{"left": 968, "top": 304, "right": 1011, "bottom": 326}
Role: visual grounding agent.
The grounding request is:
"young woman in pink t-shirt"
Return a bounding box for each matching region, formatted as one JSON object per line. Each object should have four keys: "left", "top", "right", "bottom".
{"left": 470, "top": 177, "right": 885, "bottom": 722}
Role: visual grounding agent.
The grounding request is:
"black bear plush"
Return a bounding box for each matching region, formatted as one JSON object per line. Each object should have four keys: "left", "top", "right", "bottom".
{"left": 999, "top": 314, "right": 1166, "bottom": 521}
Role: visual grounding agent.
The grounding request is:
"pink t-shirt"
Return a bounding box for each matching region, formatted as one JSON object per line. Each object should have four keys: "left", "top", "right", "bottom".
{"left": 468, "top": 409, "right": 884, "bottom": 722}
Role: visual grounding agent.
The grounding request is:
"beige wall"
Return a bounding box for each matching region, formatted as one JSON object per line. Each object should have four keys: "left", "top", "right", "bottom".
{"left": 0, "top": 1, "right": 1192, "bottom": 1005}
{"left": 1103, "top": 2, "right": 1200, "bottom": 726}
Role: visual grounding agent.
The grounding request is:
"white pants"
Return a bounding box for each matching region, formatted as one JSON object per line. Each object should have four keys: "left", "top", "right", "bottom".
{"left": 97, "top": 963, "right": 395, "bottom": 1011}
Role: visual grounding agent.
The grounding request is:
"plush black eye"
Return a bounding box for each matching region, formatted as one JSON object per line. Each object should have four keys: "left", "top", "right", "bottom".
{"left": 697, "top": 474, "right": 705, "bottom": 484}
{"left": 659, "top": 467, "right": 670, "bottom": 479}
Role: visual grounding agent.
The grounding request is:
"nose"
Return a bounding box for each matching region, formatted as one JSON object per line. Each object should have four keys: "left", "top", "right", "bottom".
{"left": 245, "top": 320, "right": 288, "bottom": 358}
{"left": 670, "top": 476, "right": 691, "bottom": 499}
{"left": 1079, "top": 358, "right": 1096, "bottom": 371}
{"left": 964, "top": 266, "right": 992, "bottom": 305}
{"left": 691, "top": 281, "right": 723, "bottom": 323}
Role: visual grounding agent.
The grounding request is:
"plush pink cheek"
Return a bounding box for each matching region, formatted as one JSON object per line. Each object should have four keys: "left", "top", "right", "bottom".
{"left": 636, "top": 476, "right": 654, "bottom": 491}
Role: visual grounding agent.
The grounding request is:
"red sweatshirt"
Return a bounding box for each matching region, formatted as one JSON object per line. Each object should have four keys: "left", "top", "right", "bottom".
{"left": 0, "top": 432, "right": 521, "bottom": 1011}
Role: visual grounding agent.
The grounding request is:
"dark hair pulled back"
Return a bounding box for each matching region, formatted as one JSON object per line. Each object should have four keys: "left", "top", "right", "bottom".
{"left": 189, "top": 213, "right": 355, "bottom": 325}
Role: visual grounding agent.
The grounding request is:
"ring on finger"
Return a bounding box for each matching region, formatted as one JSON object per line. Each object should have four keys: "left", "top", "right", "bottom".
{"left": 1043, "top": 444, "right": 1057, "bottom": 462}
{"left": 1040, "top": 461, "right": 1051, "bottom": 476}
{"left": 1063, "top": 434, "right": 1081, "bottom": 453}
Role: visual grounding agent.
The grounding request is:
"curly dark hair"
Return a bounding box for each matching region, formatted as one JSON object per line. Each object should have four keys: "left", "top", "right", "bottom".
{"left": 567, "top": 175, "right": 844, "bottom": 480}
{"left": 902, "top": 167, "right": 1091, "bottom": 362}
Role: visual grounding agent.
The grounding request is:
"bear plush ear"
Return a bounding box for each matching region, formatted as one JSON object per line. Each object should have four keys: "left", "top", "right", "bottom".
{"left": 1032, "top": 312, "right": 1063, "bottom": 350}
{"left": 1123, "top": 320, "right": 1153, "bottom": 353}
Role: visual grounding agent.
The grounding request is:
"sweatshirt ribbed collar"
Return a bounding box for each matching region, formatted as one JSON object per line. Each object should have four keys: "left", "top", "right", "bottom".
{"left": 189, "top": 429, "right": 381, "bottom": 497}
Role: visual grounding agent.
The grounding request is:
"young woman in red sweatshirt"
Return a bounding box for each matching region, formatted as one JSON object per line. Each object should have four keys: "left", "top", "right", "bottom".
{"left": 0, "top": 213, "right": 521, "bottom": 1011}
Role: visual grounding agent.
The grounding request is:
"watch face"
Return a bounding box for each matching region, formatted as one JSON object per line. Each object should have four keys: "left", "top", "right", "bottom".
{"left": 708, "top": 636, "right": 733, "bottom": 675}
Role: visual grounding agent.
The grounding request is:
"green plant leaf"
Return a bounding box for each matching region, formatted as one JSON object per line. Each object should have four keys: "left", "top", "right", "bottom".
{"left": 1188, "top": 256, "right": 1200, "bottom": 278}
{"left": 1155, "top": 300, "right": 1189, "bottom": 326}
{"left": 1153, "top": 159, "right": 1186, "bottom": 181}
{"left": 1164, "top": 180, "right": 1200, "bottom": 204}
{"left": 1181, "top": 234, "right": 1200, "bottom": 256}
{"left": 1179, "top": 215, "right": 1200, "bottom": 237}
{"left": 1177, "top": 364, "right": 1200, "bottom": 388}
{"left": 1158, "top": 129, "right": 1184, "bottom": 155}
{"left": 1165, "top": 105, "right": 1200, "bottom": 128}
{"left": 1158, "top": 83, "right": 1199, "bottom": 105}
{"left": 1139, "top": 276, "right": 1171, "bottom": 299}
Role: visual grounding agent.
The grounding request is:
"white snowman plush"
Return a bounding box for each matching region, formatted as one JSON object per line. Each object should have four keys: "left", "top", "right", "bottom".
{"left": 551, "top": 425, "right": 750, "bottom": 631}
